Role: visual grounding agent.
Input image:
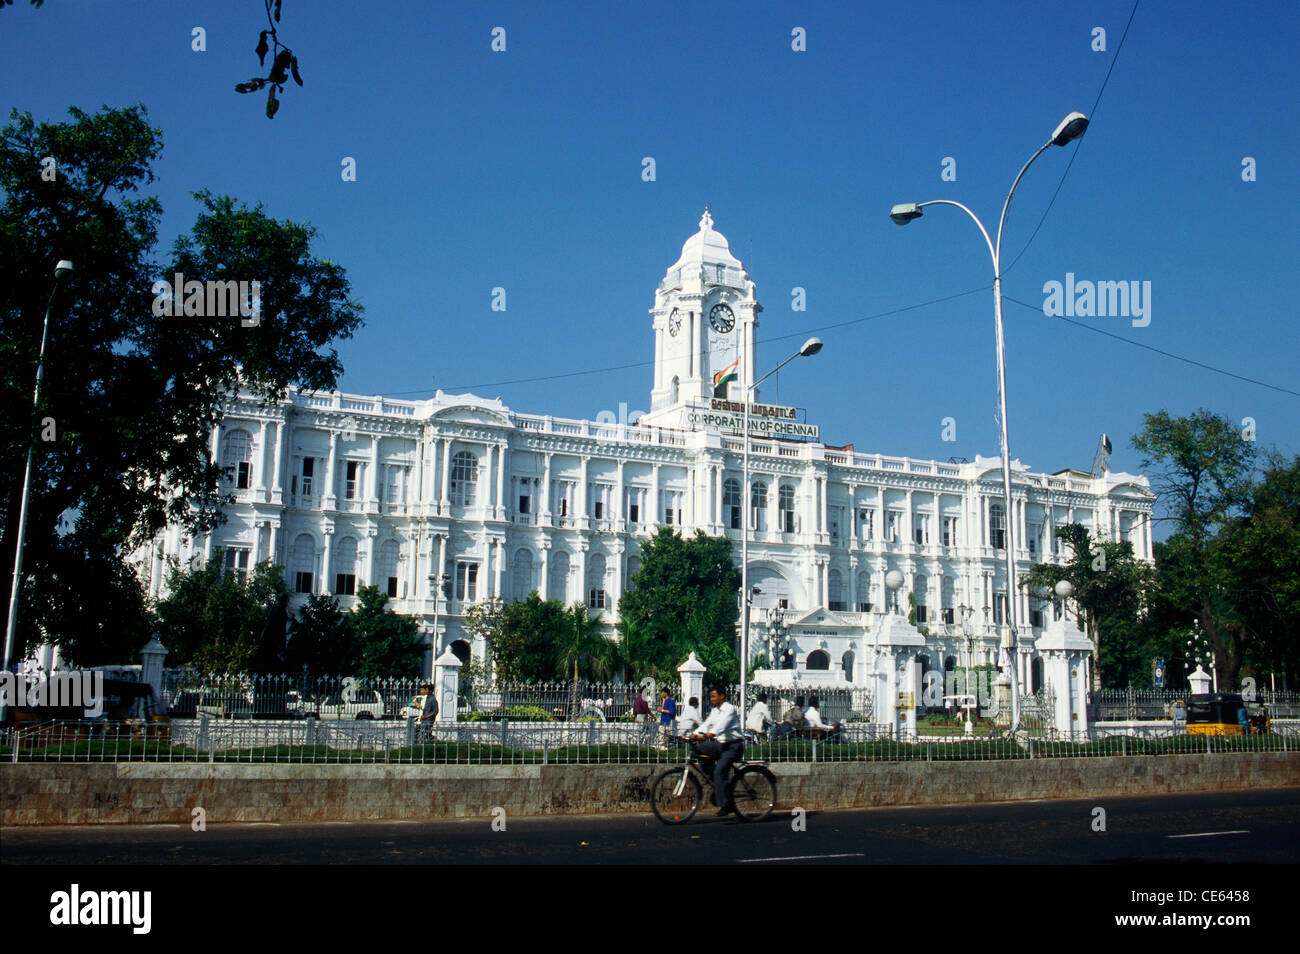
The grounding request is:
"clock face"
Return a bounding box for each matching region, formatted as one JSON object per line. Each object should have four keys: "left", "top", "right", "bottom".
{"left": 709, "top": 302, "right": 735, "bottom": 333}
{"left": 667, "top": 308, "right": 681, "bottom": 336}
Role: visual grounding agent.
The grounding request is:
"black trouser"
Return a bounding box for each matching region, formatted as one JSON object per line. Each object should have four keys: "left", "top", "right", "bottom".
{"left": 696, "top": 739, "right": 745, "bottom": 807}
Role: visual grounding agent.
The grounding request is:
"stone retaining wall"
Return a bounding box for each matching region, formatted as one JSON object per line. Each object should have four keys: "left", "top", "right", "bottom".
{"left": 3, "top": 753, "right": 1297, "bottom": 826}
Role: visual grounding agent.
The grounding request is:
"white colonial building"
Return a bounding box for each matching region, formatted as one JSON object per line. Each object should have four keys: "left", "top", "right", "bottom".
{"left": 139, "top": 211, "right": 1154, "bottom": 695}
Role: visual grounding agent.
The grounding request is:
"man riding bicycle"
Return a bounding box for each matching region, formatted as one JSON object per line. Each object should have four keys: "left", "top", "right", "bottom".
{"left": 687, "top": 686, "right": 744, "bottom": 816}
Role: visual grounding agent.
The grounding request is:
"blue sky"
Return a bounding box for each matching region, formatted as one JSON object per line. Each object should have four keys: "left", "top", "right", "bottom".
{"left": 6, "top": 0, "right": 1298, "bottom": 529}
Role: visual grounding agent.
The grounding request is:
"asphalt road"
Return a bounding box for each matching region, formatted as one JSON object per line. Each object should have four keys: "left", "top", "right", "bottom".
{"left": 3, "top": 786, "right": 1296, "bottom": 865}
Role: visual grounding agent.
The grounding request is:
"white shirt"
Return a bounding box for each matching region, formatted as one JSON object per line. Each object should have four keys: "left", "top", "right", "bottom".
{"left": 746, "top": 701, "right": 771, "bottom": 732}
{"left": 675, "top": 707, "right": 700, "bottom": 735}
{"left": 804, "top": 705, "right": 829, "bottom": 729}
{"left": 696, "top": 700, "right": 742, "bottom": 742}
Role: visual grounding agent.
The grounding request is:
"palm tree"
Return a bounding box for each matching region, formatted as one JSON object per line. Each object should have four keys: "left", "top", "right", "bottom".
{"left": 554, "top": 603, "right": 618, "bottom": 718}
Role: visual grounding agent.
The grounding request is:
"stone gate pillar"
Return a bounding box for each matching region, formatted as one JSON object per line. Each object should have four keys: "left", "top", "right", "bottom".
{"left": 870, "top": 614, "right": 926, "bottom": 736}
{"left": 433, "top": 647, "right": 461, "bottom": 723}
{"left": 678, "top": 652, "right": 706, "bottom": 710}
{"left": 1038, "top": 618, "right": 1092, "bottom": 738}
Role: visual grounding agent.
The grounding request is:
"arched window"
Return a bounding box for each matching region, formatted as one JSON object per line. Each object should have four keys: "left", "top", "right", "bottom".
{"left": 512, "top": 548, "right": 534, "bottom": 600}
{"left": 828, "top": 569, "right": 844, "bottom": 611}
{"left": 806, "top": 650, "right": 830, "bottom": 671}
{"left": 723, "top": 478, "right": 742, "bottom": 530}
{"left": 450, "top": 450, "right": 478, "bottom": 506}
{"left": 989, "top": 502, "right": 1006, "bottom": 550}
{"left": 750, "top": 481, "right": 768, "bottom": 531}
{"left": 625, "top": 555, "right": 641, "bottom": 592}
{"left": 778, "top": 485, "right": 796, "bottom": 533}
{"left": 856, "top": 571, "right": 872, "bottom": 612}
{"left": 378, "top": 540, "right": 400, "bottom": 598}
{"left": 842, "top": 651, "right": 855, "bottom": 681}
{"left": 586, "top": 553, "right": 607, "bottom": 609}
{"left": 914, "top": 573, "right": 928, "bottom": 623}
{"left": 549, "top": 550, "right": 570, "bottom": 603}
{"left": 292, "top": 534, "right": 315, "bottom": 593}
{"left": 221, "top": 429, "right": 254, "bottom": 490}
{"left": 334, "top": 536, "right": 358, "bottom": 595}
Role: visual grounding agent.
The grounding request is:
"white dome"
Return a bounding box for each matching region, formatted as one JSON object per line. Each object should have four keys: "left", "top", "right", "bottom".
{"left": 667, "top": 208, "right": 743, "bottom": 275}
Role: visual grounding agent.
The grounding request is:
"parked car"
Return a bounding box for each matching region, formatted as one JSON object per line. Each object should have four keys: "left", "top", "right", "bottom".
{"left": 400, "top": 693, "right": 434, "bottom": 720}
{"left": 313, "top": 690, "right": 384, "bottom": 721}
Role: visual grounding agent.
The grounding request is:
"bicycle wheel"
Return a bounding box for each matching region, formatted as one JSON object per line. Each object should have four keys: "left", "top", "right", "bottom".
{"left": 728, "top": 765, "right": 776, "bottom": 822}
{"left": 650, "top": 766, "right": 702, "bottom": 824}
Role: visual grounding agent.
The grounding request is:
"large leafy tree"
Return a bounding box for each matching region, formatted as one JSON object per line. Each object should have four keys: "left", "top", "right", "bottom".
{"left": 1, "top": 105, "right": 362, "bottom": 665}
{"left": 483, "top": 592, "right": 568, "bottom": 682}
{"left": 1020, "top": 524, "right": 1154, "bottom": 688}
{"left": 1219, "top": 454, "right": 1300, "bottom": 686}
{"left": 284, "top": 593, "right": 358, "bottom": 676}
{"left": 153, "top": 555, "right": 288, "bottom": 673}
{"left": 553, "top": 603, "right": 619, "bottom": 715}
{"left": 617, "top": 528, "right": 740, "bottom": 685}
{"left": 349, "top": 586, "right": 425, "bottom": 678}
{"left": 1132, "top": 409, "right": 1258, "bottom": 685}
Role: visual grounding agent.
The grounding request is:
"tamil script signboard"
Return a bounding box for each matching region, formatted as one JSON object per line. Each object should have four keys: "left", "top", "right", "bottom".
{"left": 685, "top": 399, "right": 820, "bottom": 439}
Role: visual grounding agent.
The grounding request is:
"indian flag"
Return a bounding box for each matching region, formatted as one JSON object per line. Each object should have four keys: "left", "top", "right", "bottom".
{"left": 712, "top": 358, "right": 739, "bottom": 397}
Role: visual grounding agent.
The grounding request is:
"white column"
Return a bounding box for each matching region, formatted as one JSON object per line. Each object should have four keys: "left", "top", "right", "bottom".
{"left": 320, "top": 532, "right": 332, "bottom": 595}
{"left": 494, "top": 539, "right": 505, "bottom": 597}
{"left": 615, "top": 460, "right": 625, "bottom": 531}
{"left": 439, "top": 438, "right": 451, "bottom": 513}
{"left": 408, "top": 527, "right": 422, "bottom": 600}
{"left": 496, "top": 443, "right": 507, "bottom": 519}
{"left": 324, "top": 432, "right": 338, "bottom": 508}
{"left": 271, "top": 419, "right": 285, "bottom": 503}
{"left": 541, "top": 452, "right": 553, "bottom": 523}
{"left": 257, "top": 420, "right": 269, "bottom": 499}
{"left": 368, "top": 435, "right": 380, "bottom": 509}
{"left": 819, "top": 475, "right": 828, "bottom": 537}
{"left": 650, "top": 463, "right": 661, "bottom": 527}
{"left": 578, "top": 458, "right": 590, "bottom": 529}
{"left": 539, "top": 545, "right": 550, "bottom": 600}
{"left": 436, "top": 534, "right": 448, "bottom": 604}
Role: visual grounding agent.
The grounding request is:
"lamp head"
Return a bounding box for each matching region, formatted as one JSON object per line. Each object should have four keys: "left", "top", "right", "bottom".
{"left": 54, "top": 260, "right": 73, "bottom": 281}
{"left": 889, "top": 203, "right": 923, "bottom": 226}
{"left": 799, "top": 337, "right": 823, "bottom": 357}
{"left": 1051, "top": 111, "right": 1089, "bottom": 146}
{"left": 884, "top": 570, "right": 904, "bottom": 591}
{"left": 1054, "top": 579, "right": 1074, "bottom": 600}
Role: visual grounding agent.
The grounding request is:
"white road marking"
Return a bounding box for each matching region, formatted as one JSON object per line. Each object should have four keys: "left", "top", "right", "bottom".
{"left": 1165, "top": 830, "right": 1249, "bottom": 839}
{"left": 738, "top": 852, "right": 866, "bottom": 863}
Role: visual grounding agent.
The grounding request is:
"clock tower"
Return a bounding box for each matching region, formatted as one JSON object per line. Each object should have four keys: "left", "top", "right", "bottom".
{"left": 643, "top": 209, "right": 762, "bottom": 427}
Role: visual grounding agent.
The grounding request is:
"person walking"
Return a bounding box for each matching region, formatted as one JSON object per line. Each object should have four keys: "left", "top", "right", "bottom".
{"left": 632, "top": 686, "right": 652, "bottom": 744}
{"left": 418, "top": 684, "right": 439, "bottom": 738}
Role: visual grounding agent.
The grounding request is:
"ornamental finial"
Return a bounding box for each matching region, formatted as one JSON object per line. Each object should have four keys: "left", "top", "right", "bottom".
{"left": 700, "top": 207, "right": 713, "bottom": 232}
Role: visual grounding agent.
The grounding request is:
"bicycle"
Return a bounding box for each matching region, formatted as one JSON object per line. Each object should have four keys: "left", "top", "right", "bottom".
{"left": 649, "top": 737, "right": 777, "bottom": 824}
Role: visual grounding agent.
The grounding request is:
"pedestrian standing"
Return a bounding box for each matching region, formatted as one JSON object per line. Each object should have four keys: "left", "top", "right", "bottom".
{"left": 657, "top": 687, "right": 677, "bottom": 748}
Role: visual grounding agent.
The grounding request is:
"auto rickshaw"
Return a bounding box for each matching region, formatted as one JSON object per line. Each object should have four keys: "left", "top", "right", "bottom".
{"left": 1185, "top": 693, "right": 1256, "bottom": 736}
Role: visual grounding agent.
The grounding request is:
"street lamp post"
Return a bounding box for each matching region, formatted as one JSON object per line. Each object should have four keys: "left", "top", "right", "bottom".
{"left": 740, "top": 337, "right": 822, "bottom": 727}
{"left": 3, "top": 261, "right": 74, "bottom": 696}
{"left": 890, "top": 111, "right": 1089, "bottom": 731}
{"left": 958, "top": 602, "right": 975, "bottom": 735}
{"left": 428, "top": 572, "right": 449, "bottom": 682}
